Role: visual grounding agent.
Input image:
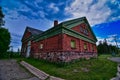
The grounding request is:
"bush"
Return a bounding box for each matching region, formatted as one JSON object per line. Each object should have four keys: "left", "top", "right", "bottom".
{"left": 0, "top": 52, "right": 21, "bottom": 59}
{"left": 0, "top": 28, "right": 11, "bottom": 53}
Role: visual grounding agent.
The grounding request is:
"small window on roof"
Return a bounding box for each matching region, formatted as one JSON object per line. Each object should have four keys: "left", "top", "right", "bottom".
{"left": 84, "top": 29, "right": 88, "bottom": 35}
{"left": 80, "top": 27, "right": 83, "bottom": 32}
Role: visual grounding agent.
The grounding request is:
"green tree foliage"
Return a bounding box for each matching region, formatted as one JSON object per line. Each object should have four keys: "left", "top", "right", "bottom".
{"left": 102, "top": 39, "right": 109, "bottom": 54}
{"left": 97, "top": 41, "right": 103, "bottom": 54}
{"left": 97, "top": 39, "right": 118, "bottom": 55}
{"left": 0, "top": 27, "right": 11, "bottom": 53}
{"left": 0, "top": 6, "right": 5, "bottom": 27}
{"left": 0, "top": 7, "right": 11, "bottom": 54}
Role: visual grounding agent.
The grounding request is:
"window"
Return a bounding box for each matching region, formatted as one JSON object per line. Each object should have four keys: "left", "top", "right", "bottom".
{"left": 27, "top": 41, "right": 31, "bottom": 46}
{"left": 80, "top": 27, "right": 83, "bottom": 32}
{"left": 84, "top": 43, "right": 87, "bottom": 50}
{"left": 80, "top": 27, "right": 89, "bottom": 35}
{"left": 84, "top": 29, "right": 88, "bottom": 35}
{"left": 80, "top": 23, "right": 89, "bottom": 35}
{"left": 24, "top": 46, "right": 26, "bottom": 52}
{"left": 40, "top": 44, "right": 43, "bottom": 49}
{"left": 71, "top": 40, "right": 76, "bottom": 48}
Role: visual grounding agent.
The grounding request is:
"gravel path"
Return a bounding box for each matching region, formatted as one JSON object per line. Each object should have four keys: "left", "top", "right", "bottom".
{"left": 109, "top": 57, "right": 120, "bottom": 80}
{"left": 0, "top": 59, "right": 39, "bottom": 80}
{"left": 109, "top": 57, "right": 120, "bottom": 63}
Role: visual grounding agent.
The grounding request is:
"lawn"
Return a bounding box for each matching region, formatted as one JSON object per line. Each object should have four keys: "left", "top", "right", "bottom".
{"left": 98, "top": 54, "right": 120, "bottom": 59}
{"left": 17, "top": 55, "right": 117, "bottom": 80}
{"left": 98, "top": 54, "right": 112, "bottom": 59}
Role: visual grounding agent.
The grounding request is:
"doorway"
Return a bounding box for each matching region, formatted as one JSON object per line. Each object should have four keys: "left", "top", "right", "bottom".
{"left": 26, "top": 41, "right": 31, "bottom": 57}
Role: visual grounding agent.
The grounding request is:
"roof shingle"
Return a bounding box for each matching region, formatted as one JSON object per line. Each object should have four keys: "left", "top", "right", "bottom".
{"left": 27, "top": 27, "right": 43, "bottom": 35}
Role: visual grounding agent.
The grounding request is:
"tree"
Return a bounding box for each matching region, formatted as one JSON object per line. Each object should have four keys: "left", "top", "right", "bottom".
{"left": 17, "top": 48, "right": 20, "bottom": 54}
{"left": 97, "top": 41, "right": 103, "bottom": 54}
{"left": 112, "top": 35, "right": 119, "bottom": 54}
{"left": 97, "top": 39, "right": 118, "bottom": 55}
{"left": 0, "top": 28, "right": 11, "bottom": 53}
{"left": 103, "top": 39, "right": 109, "bottom": 54}
{"left": 0, "top": 7, "right": 11, "bottom": 54}
{"left": 0, "top": 6, "right": 5, "bottom": 27}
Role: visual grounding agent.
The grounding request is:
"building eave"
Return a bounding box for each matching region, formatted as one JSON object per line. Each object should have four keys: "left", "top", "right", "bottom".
{"left": 33, "top": 24, "right": 63, "bottom": 42}
{"left": 62, "top": 26, "right": 97, "bottom": 44}
{"left": 62, "top": 17, "right": 97, "bottom": 42}
{"left": 22, "top": 17, "right": 97, "bottom": 44}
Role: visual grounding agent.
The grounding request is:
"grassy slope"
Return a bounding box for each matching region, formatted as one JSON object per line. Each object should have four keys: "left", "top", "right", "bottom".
{"left": 18, "top": 56, "right": 117, "bottom": 80}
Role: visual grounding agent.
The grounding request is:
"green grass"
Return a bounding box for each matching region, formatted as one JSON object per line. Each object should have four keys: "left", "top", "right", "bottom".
{"left": 98, "top": 54, "right": 112, "bottom": 59}
{"left": 17, "top": 57, "right": 117, "bottom": 80}
{"left": 98, "top": 54, "right": 120, "bottom": 59}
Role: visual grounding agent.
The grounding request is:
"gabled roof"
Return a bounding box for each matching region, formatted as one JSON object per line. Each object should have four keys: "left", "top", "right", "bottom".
{"left": 62, "top": 17, "right": 97, "bottom": 41}
{"left": 33, "top": 17, "right": 97, "bottom": 43}
{"left": 22, "top": 17, "right": 97, "bottom": 43}
{"left": 62, "top": 17, "right": 85, "bottom": 27}
{"left": 26, "top": 27, "right": 43, "bottom": 35}
{"left": 21, "top": 26, "right": 43, "bottom": 42}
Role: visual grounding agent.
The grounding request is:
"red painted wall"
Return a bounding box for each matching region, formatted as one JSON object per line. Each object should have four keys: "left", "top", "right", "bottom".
{"left": 44, "top": 34, "right": 62, "bottom": 51}
{"left": 62, "top": 34, "right": 97, "bottom": 53}
{"left": 22, "top": 28, "right": 97, "bottom": 58}
{"left": 31, "top": 34, "right": 63, "bottom": 53}
{"left": 22, "top": 31, "right": 31, "bottom": 41}
{"left": 21, "top": 41, "right": 28, "bottom": 56}
{"left": 30, "top": 33, "right": 97, "bottom": 54}
{"left": 21, "top": 31, "right": 32, "bottom": 56}
{"left": 71, "top": 23, "right": 94, "bottom": 40}
{"left": 31, "top": 41, "right": 37, "bottom": 53}
{"left": 62, "top": 34, "right": 80, "bottom": 51}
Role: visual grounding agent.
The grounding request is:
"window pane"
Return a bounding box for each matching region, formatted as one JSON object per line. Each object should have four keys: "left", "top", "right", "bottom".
{"left": 80, "top": 27, "right": 83, "bottom": 32}
{"left": 40, "top": 44, "right": 43, "bottom": 49}
{"left": 84, "top": 43, "right": 87, "bottom": 50}
{"left": 28, "top": 41, "right": 31, "bottom": 46}
{"left": 71, "top": 40, "right": 76, "bottom": 48}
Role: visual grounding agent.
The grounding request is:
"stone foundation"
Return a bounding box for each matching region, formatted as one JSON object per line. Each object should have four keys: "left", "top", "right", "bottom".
{"left": 33, "top": 51, "right": 97, "bottom": 62}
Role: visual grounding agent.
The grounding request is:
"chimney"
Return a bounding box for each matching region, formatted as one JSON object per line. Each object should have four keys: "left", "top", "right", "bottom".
{"left": 54, "top": 20, "right": 58, "bottom": 26}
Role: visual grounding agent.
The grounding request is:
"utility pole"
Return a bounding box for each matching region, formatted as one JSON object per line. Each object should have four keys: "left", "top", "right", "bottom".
{"left": 113, "top": 35, "right": 118, "bottom": 48}
{"left": 113, "top": 35, "right": 119, "bottom": 54}
{"left": 114, "top": 36, "right": 118, "bottom": 48}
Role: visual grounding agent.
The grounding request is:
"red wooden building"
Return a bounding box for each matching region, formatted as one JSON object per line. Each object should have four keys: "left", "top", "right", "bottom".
{"left": 21, "top": 17, "right": 97, "bottom": 62}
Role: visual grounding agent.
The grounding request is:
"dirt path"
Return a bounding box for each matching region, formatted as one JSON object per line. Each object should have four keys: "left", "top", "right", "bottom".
{"left": 109, "top": 57, "right": 120, "bottom": 63}
{"left": 109, "top": 57, "right": 120, "bottom": 80}
{"left": 0, "top": 59, "right": 39, "bottom": 80}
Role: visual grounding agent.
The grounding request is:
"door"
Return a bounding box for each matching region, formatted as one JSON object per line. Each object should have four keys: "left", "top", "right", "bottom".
{"left": 26, "top": 41, "right": 31, "bottom": 57}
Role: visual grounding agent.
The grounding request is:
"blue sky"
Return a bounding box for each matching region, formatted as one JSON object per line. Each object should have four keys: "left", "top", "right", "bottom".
{"left": 0, "top": 0, "right": 120, "bottom": 51}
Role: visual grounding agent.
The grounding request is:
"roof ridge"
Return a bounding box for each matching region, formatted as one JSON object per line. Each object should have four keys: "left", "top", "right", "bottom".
{"left": 26, "top": 26, "right": 43, "bottom": 32}
{"left": 62, "top": 17, "right": 86, "bottom": 25}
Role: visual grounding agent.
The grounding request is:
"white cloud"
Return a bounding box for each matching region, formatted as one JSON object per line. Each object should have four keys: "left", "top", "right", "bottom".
{"left": 96, "top": 34, "right": 120, "bottom": 47}
{"left": 49, "top": 3, "right": 59, "bottom": 13}
{"left": 96, "top": 37, "right": 104, "bottom": 45}
{"left": 12, "top": 45, "right": 21, "bottom": 52}
{"left": 34, "top": 0, "right": 43, "bottom": 6}
{"left": 38, "top": 11, "right": 46, "bottom": 18}
{"left": 65, "top": 0, "right": 112, "bottom": 25}
{"left": 5, "top": 14, "right": 53, "bottom": 52}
